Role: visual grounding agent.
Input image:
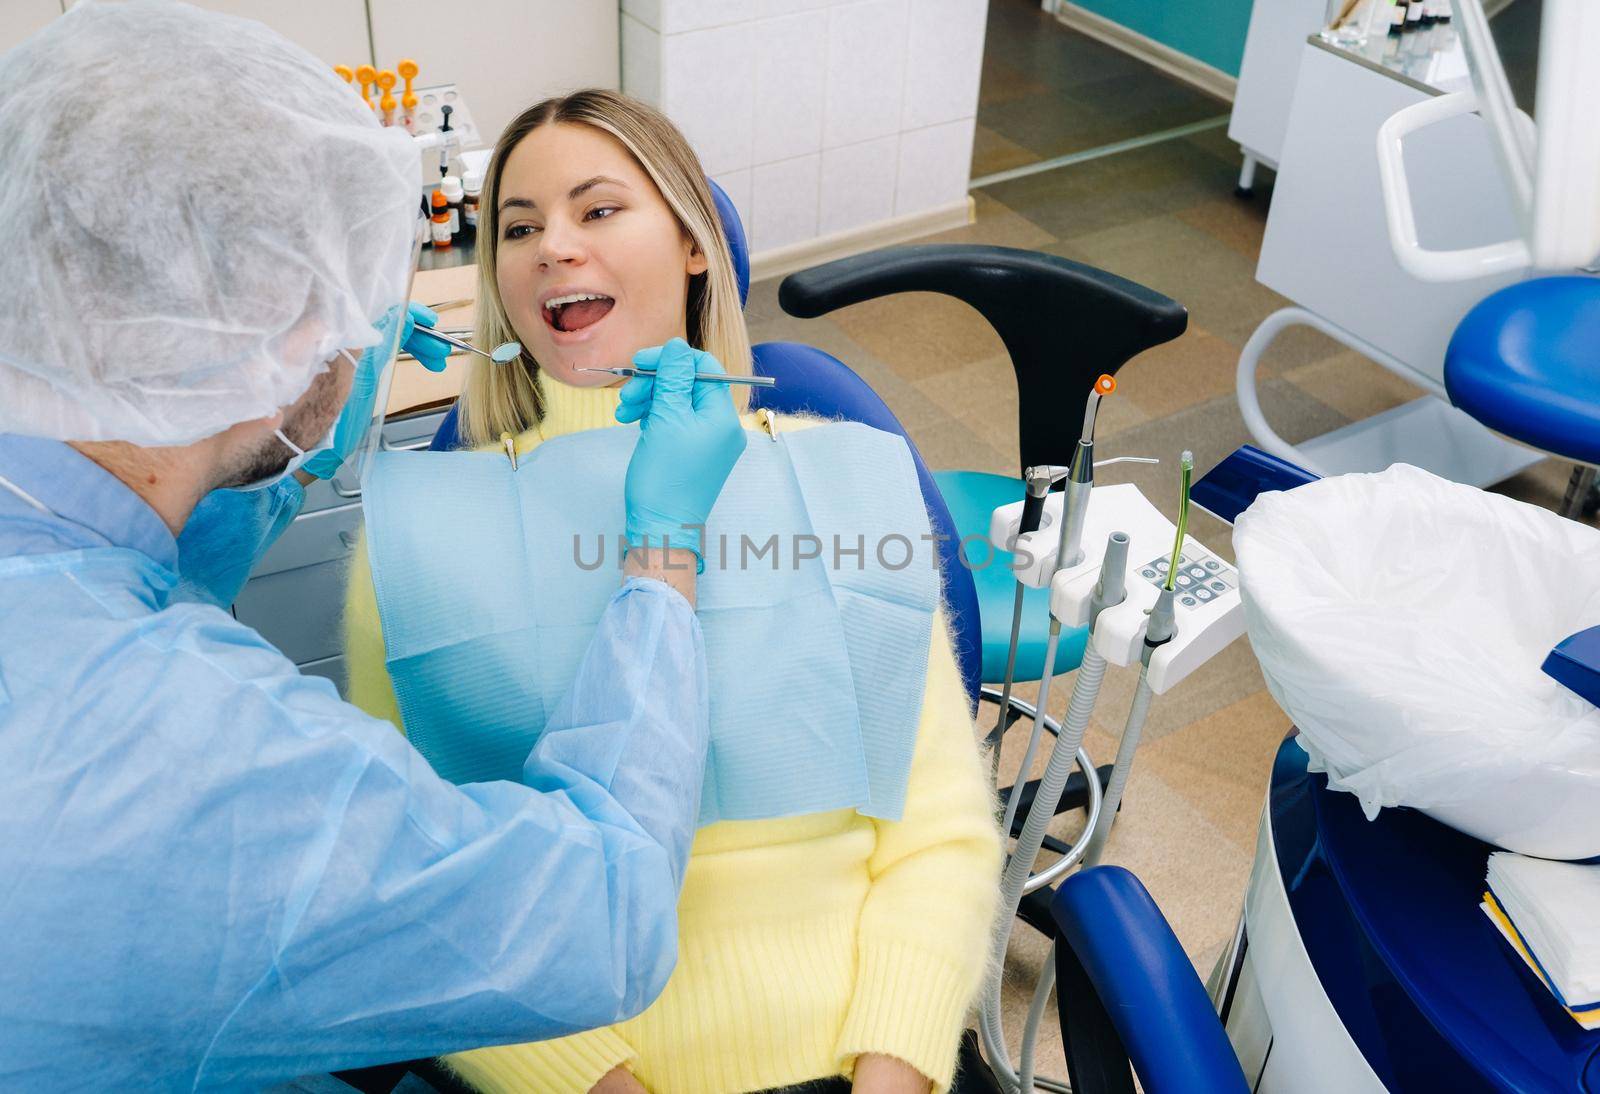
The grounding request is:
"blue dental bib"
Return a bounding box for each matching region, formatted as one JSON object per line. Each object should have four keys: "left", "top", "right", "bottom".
{"left": 363, "top": 421, "right": 938, "bottom": 825}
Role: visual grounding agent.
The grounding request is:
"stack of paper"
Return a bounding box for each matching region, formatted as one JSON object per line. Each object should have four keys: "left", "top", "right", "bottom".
{"left": 1482, "top": 851, "right": 1600, "bottom": 1029}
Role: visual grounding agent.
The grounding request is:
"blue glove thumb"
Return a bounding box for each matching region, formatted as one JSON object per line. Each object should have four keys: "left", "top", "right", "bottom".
{"left": 616, "top": 344, "right": 667, "bottom": 425}
{"left": 401, "top": 302, "right": 449, "bottom": 373}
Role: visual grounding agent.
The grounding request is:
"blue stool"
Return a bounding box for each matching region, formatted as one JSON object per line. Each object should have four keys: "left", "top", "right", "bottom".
{"left": 1446, "top": 275, "right": 1600, "bottom": 517}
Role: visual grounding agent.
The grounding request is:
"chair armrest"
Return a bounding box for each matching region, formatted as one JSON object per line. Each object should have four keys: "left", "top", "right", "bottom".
{"left": 778, "top": 245, "right": 1186, "bottom": 475}
{"left": 1052, "top": 866, "right": 1249, "bottom": 1094}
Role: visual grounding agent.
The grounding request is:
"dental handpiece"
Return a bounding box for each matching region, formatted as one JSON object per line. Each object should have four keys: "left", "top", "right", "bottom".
{"left": 988, "top": 466, "right": 1056, "bottom": 773}
{"left": 413, "top": 326, "right": 522, "bottom": 364}
{"left": 577, "top": 366, "right": 777, "bottom": 388}
{"left": 1057, "top": 373, "right": 1118, "bottom": 570}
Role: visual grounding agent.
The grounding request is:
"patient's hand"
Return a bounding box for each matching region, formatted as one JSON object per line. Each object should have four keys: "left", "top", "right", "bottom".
{"left": 852, "top": 1053, "right": 931, "bottom": 1094}
{"left": 588, "top": 1065, "right": 648, "bottom": 1094}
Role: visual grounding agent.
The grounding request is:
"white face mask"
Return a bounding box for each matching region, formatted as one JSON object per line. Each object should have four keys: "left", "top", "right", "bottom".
{"left": 233, "top": 425, "right": 320, "bottom": 493}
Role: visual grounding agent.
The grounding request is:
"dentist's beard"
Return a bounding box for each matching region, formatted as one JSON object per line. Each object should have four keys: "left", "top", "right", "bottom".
{"left": 218, "top": 368, "right": 346, "bottom": 489}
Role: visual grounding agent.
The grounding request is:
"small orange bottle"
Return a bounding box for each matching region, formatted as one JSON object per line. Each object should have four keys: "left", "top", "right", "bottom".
{"left": 430, "top": 189, "right": 452, "bottom": 249}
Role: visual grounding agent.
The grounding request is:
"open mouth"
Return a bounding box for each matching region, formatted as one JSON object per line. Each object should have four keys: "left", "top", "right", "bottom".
{"left": 544, "top": 293, "right": 615, "bottom": 334}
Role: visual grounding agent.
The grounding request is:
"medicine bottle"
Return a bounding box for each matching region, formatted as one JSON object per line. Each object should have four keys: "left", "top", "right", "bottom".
{"left": 462, "top": 169, "right": 483, "bottom": 235}
{"left": 430, "top": 189, "right": 452, "bottom": 249}
{"left": 441, "top": 175, "right": 464, "bottom": 239}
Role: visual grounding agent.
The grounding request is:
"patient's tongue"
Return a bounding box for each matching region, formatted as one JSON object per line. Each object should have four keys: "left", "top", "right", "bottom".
{"left": 559, "top": 298, "right": 613, "bottom": 331}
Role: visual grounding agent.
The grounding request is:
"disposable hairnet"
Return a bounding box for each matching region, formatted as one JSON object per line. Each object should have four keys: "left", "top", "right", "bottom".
{"left": 0, "top": 0, "right": 420, "bottom": 445}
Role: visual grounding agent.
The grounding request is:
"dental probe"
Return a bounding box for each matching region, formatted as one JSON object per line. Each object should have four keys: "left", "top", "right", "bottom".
{"left": 576, "top": 366, "right": 777, "bottom": 388}
{"left": 412, "top": 326, "right": 523, "bottom": 364}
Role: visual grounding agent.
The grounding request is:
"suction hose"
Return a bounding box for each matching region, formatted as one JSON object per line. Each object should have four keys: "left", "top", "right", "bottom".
{"left": 981, "top": 533, "right": 1130, "bottom": 1092}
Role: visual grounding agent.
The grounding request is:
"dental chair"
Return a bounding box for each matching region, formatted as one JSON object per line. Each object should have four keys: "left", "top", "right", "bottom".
{"left": 1050, "top": 866, "right": 1249, "bottom": 1094}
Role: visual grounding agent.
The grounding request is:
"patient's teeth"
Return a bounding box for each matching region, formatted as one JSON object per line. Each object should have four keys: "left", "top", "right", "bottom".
{"left": 545, "top": 292, "right": 610, "bottom": 310}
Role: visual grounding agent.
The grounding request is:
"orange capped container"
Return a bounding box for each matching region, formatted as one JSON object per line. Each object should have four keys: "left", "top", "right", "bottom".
{"left": 430, "top": 189, "right": 452, "bottom": 249}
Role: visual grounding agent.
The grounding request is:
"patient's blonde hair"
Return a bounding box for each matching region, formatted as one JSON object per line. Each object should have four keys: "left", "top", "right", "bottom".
{"left": 460, "top": 89, "right": 751, "bottom": 448}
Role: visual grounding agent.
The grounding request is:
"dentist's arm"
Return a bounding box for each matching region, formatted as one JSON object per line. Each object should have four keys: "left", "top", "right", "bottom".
{"left": 523, "top": 335, "right": 746, "bottom": 896}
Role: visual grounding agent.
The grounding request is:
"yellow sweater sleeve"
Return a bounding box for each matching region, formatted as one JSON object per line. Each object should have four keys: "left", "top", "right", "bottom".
{"left": 441, "top": 1027, "right": 638, "bottom": 1094}
{"left": 834, "top": 612, "right": 1004, "bottom": 1092}
{"left": 342, "top": 532, "right": 403, "bottom": 730}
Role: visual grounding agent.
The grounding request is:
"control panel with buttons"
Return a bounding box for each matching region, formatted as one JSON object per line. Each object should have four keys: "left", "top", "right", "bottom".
{"left": 990, "top": 482, "right": 1246, "bottom": 694}
{"left": 1138, "top": 549, "right": 1239, "bottom": 611}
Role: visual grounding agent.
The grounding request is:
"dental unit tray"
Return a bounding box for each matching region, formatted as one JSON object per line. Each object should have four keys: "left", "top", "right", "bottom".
{"left": 990, "top": 482, "right": 1245, "bottom": 694}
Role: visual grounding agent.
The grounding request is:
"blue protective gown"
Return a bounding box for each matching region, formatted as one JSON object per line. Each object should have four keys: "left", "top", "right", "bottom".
{"left": 0, "top": 435, "right": 709, "bottom": 1090}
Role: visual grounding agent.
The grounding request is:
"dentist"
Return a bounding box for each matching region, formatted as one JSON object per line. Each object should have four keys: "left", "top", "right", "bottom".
{"left": 0, "top": 2, "right": 743, "bottom": 1087}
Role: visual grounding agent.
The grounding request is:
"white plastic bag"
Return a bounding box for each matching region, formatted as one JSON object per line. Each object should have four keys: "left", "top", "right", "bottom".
{"left": 1235, "top": 464, "right": 1600, "bottom": 860}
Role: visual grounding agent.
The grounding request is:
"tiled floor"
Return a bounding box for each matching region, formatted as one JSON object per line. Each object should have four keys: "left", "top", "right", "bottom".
{"left": 745, "top": 0, "right": 1574, "bottom": 1082}
{"left": 971, "top": 0, "right": 1227, "bottom": 178}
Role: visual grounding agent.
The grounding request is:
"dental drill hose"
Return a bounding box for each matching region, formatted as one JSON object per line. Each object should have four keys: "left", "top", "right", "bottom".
{"left": 1080, "top": 458, "right": 1185, "bottom": 870}
{"left": 984, "top": 646, "right": 1106, "bottom": 1091}
{"left": 1014, "top": 533, "right": 1129, "bottom": 1093}
{"left": 997, "top": 376, "right": 1116, "bottom": 810}
{"left": 999, "top": 461, "right": 1083, "bottom": 838}
{"left": 1080, "top": 611, "right": 1168, "bottom": 872}
{"left": 991, "top": 469, "right": 1054, "bottom": 784}
{"left": 982, "top": 532, "right": 1130, "bottom": 1092}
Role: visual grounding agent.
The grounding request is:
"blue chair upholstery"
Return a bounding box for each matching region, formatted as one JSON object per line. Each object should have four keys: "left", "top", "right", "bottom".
{"left": 1052, "top": 866, "right": 1250, "bottom": 1094}
{"left": 1445, "top": 275, "right": 1600, "bottom": 464}
{"left": 427, "top": 177, "right": 983, "bottom": 705}
{"left": 707, "top": 179, "right": 750, "bottom": 306}
{"left": 934, "top": 470, "right": 1085, "bottom": 683}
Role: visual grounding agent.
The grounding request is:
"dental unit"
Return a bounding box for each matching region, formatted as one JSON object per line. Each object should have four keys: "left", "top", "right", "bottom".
{"left": 979, "top": 428, "right": 1246, "bottom": 1092}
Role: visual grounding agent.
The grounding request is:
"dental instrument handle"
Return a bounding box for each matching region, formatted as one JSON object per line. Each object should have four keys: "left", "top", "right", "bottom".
{"left": 1057, "top": 468, "right": 1093, "bottom": 569}
{"left": 1163, "top": 450, "right": 1195, "bottom": 592}
{"left": 412, "top": 326, "right": 522, "bottom": 364}
{"left": 585, "top": 366, "right": 778, "bottom": 389}
{"left": 1092, "top": 531, "right": 1130, "bottom": 616}
{"left": 1093, "top": 456, "right": 1160, "bottom": 468}
{"left": 1017, "top": 487, "right": 1048, "bottom": 544}
{"left": 1079, "top": 373, "right": 1116, "bottom": 443}
{"left": 990, "top": 468, "right": 1053, "bottom": 779}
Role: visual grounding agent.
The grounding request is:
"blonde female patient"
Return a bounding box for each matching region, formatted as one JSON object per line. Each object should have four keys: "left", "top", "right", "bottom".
{"left": 344, "top": 90, "right": 1000, "bottom": 1094}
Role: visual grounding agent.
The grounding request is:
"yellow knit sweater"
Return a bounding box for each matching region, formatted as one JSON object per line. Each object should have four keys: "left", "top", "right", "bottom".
{"left": 343, "top": 379, "right": 1001, "bottom": 1094}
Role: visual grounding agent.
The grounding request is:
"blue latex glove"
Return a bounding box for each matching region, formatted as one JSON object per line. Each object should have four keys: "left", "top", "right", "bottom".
{"left": 303, "top": 302, "right": 444, "bottom": 481}
{"left": 173, "top": 476, "right": 305, "bottom": 608}
{"left": 402, "top": 302, "right": 450, "bottom": 373}
{"left": 615, "top": 337, "right": 747, "bottom": 564}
